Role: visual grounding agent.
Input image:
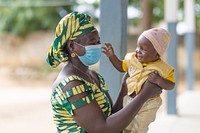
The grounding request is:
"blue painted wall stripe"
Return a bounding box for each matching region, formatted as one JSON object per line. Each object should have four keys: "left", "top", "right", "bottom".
{"left": 167, "top": 22, "right": 177, "bottom": 114}
{"left": 184, "top": 32, "right": 195, "bottom": 90}
{"left": 99, "top": 0, "right": 128, "bottom": 102}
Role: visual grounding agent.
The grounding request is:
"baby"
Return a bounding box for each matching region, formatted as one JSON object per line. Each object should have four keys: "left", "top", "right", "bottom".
{"left": 103, "top": 28, "right": 175, "bottom": 133}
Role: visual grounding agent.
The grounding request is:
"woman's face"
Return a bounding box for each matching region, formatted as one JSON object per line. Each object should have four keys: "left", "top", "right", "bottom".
{"left": 79, "top": 31, "right": 101, "bottom": 46}
{"left": 73, "top": 31, "right": 101, "bottom": 56}
{"left": 136, "top": 35, "right": 159, "bottom": 63}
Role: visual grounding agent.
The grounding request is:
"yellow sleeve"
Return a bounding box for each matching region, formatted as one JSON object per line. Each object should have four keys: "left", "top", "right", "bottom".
{"left": 122, "top": 60, "right": 128, "bottom": 72}
{"left": 165, "top": 69, "right": 175, "bottom": 83}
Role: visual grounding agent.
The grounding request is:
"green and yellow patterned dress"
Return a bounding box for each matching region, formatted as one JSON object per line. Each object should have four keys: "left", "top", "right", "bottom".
{"left": 51, "top": 73, "right": 112, "bottom": 133}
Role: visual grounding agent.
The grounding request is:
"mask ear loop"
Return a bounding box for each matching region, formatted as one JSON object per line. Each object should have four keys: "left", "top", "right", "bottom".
{"left": 85, "top": 44, "right": 102, "bottom": 50}
{"left": 71, "top": 41, "right": 85, "bottom": 57}
{"left": 73, "top": 41, "right": 85, "bottom": 48}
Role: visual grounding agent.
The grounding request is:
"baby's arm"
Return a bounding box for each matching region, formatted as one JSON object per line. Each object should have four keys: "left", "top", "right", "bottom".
{"left": 102, "top": 43, "right": 125, "bottom": 72}
{"left": 148, "top": 71, "right": 175, "bottom": 90}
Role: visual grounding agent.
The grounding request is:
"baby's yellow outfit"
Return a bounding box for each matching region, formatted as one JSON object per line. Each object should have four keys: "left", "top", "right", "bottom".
{"left": 122, "top": 52, "right": 175, "bottom": 133}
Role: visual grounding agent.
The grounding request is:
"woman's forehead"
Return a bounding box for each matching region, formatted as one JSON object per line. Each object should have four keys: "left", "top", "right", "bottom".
{"left": 80, "top": 31, "right": 100, "bottom": 42}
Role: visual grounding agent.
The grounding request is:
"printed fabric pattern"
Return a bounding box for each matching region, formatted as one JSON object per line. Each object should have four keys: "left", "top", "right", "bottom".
{"left": 51, "top": 73, "right": 111, "bottom": 133}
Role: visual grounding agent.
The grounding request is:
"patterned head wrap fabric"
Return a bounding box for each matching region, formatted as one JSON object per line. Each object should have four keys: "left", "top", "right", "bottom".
{"left": 46, "top": 11, "right": 97, "bottom": 68}
{"left": 141, "top": 28, "right": 171, "bottom": 56}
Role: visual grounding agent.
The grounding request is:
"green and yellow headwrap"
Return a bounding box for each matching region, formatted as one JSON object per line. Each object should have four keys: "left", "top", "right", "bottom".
{"left": 46, "top": 11, "right": 97, "bottom": 68}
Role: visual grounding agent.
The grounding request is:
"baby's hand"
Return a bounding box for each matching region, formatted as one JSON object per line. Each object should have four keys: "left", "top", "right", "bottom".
{"left": 102, "top": 43, "right": 115, "bottom": 58}
{"left": 148, "top": 71, "right": 162, "bottom": 85}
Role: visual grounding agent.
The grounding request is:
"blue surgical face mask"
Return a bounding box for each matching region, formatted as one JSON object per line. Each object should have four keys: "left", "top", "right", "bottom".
{"left": 74, "top": 42, "right": 102, "bottom": 66}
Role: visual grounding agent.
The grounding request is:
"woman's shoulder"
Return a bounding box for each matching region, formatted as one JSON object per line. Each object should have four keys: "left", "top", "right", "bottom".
{"left": 90, "top": 70, "right": 105, "bottom": 82}
{"left": 90, "top": 70, "right": 100, "bottom": 77}
{"left": 52, "top": 74, "right": 84, "bottom": 93}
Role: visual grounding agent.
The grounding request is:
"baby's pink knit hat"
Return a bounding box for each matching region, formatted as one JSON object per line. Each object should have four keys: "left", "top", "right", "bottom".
{"left": 141, "top": 28, "right": 171, "bottom": 56}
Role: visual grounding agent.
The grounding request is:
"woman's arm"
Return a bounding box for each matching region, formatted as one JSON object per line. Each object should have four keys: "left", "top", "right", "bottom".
{"left": 66, "top": 79, "right": 162, "bottom": 133}
{"left": 112, "top": 72, "right": 129, "bottom": 113}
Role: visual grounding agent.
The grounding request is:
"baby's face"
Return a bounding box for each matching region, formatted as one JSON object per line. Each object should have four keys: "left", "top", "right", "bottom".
{"left": 136, "top": 35, "right": 160, "bottom": 63}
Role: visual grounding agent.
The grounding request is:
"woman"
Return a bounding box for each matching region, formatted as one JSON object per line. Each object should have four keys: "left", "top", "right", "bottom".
{"left": 46, "top": 11, "right": 162, "bottom": 133}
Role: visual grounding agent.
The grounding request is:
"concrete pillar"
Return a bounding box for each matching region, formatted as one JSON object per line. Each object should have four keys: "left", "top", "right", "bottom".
{"left": 99, "top": 0, "right": 128, "bottom": 101}
{"left": 165, "top": 0, "right": 178, "bottom": 115}
{"left": 184, "top": 0, "right": 195, "bottom": 90}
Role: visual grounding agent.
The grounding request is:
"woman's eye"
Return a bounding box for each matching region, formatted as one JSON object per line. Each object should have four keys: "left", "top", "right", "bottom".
{"left": 97, "top": 40, "right": 101, "bottom": 44}
{"left": 90, "top": 43, "right": 100, "bottom": 45}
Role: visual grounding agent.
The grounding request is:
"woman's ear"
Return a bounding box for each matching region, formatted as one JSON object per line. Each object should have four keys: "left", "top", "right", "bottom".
{"left": 67, "top": 41, "right": 75, "bottom": 52}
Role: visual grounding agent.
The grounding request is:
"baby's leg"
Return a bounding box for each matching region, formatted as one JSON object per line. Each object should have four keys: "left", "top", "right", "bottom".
{"left": 132, "top": 97, "right": 162, "bottom": 133}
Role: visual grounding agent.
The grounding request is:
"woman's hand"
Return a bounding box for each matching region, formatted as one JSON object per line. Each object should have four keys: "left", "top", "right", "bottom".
{"left": 138, "top": 80, "right": 162, "bottom": 100}
{"left": 148, "top": 71, "right": 175, "bottom": 90}
{"left": 102, "top": 43, "right": 115, "bottom": 58}
{"left": 148, "top": 71, "right": 163, "bottom": 86}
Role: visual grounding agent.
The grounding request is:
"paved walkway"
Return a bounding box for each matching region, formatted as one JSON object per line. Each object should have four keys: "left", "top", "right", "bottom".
{"left": 148, "top": 90, "right": 200, "bottom": 133}
{"left": 0, "top": 86, "right": 200, "bottom": 133}
{"left": 0, "top": 86, "right": 56, "bottom": 133}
